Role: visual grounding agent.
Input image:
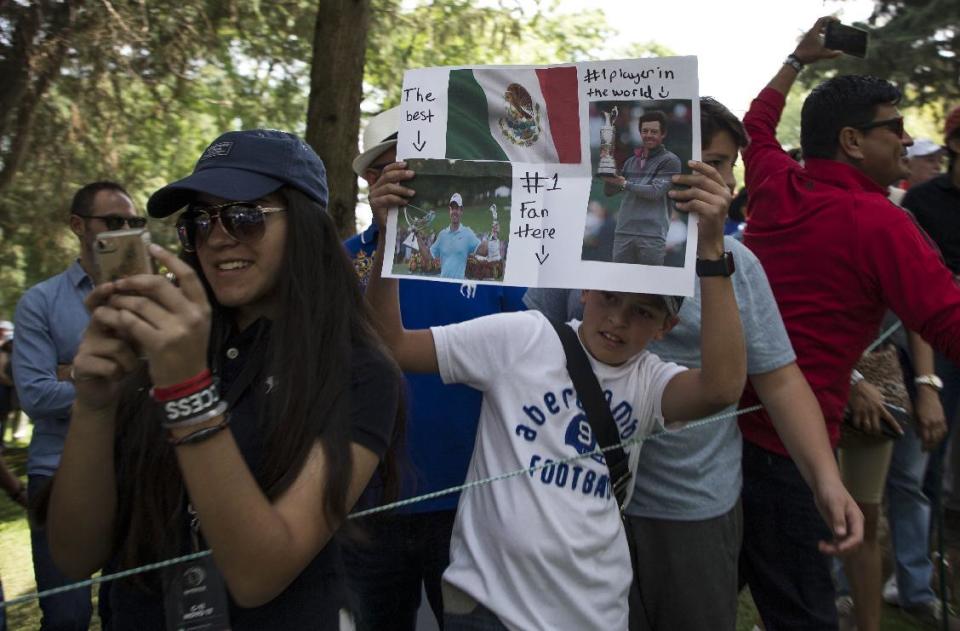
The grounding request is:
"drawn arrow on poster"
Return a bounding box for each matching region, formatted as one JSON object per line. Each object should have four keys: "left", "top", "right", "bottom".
{"left": 535, "top": 244, "right": 550, "bottom": 265}
{"left": 412, "top": 130, "right": 426, "bottom": 152}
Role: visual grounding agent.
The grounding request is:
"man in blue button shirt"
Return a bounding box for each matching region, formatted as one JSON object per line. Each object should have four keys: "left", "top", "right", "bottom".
{"left": 13, "top": 181, "right": 139, "bottom": 630}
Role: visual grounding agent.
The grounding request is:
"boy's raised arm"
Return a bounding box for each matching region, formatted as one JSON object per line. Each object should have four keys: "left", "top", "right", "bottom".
{"left": 661, "top": 161, "right": 747, "bottom": 422}
{"left": 365, "top": 161, "right": 440, "bottom": 374}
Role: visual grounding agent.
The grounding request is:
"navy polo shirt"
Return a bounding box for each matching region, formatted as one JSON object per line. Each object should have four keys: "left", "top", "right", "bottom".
{"left": 108, "top": 320, "right": 400, "bottom": 629}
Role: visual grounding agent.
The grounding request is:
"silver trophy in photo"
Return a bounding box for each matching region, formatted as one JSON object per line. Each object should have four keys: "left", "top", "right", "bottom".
{"left": 402, "top": 203, "right": 435, "bottom": 251}
{"left": 596, "top": 105, "right": 619, "bottom": 176}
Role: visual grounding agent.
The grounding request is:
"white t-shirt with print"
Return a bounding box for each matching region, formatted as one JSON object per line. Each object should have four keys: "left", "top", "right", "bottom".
{"left": 431, "top": 310, "right": 686, "bottom": 631}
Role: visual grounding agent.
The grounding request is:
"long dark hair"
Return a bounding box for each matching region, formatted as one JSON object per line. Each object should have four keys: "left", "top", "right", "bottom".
{"left": 110, "top": 186, "right": 404, "bottom": 583}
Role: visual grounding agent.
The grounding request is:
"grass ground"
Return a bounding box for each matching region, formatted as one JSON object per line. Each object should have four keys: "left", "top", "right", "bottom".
{"left": 0, "top": 421, "right": 101, "bottom": 630}
{"left": 0, "top": 418, "right": 936, "bottom": 630}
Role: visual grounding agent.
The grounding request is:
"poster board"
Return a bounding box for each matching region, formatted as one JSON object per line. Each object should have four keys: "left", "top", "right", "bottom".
{"left": 384, "top": 56, "right": 700, "bottom": 296}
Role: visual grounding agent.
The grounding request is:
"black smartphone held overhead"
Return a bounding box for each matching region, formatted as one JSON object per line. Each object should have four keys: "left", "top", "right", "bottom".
{"left": 825, "top": 21, "right": 869, "bottom": 58}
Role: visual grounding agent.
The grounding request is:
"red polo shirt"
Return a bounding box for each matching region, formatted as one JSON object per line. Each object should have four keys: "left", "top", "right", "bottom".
{"left": 739, "top": 87, "right": 960, "bottom": 455}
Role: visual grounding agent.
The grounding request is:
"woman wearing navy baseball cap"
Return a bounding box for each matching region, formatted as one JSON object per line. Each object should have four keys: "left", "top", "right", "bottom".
{"left": 44, "top": 130, "right": 404, "bottom": 629}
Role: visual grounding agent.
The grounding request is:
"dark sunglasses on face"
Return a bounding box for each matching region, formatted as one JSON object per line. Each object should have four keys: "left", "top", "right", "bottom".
{"left": 175, "top": 201, "right": 285, "bottom": 252}
{"left": 73, "top": 214, "right": 148, "bottom": 230}
{"left": 856, "top": 116, "right": 905, "bottom": 138}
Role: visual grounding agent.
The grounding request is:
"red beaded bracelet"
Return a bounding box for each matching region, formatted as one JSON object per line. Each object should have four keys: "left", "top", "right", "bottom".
{"left": 151, "top": 369, "right": 213, "bottom": 402}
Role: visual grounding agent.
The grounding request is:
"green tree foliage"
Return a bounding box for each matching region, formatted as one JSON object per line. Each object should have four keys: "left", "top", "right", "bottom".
{"left": 776, "top": 83, "right": 809, "bottom": 150}
{"left": 363, "top": 0, "right": 612, "bottom": 108}
{"left": 801, "top": 0, "right": 959, "bottom": 113}
{"left": 344, "top": 0, "right": 616, "bottom": 233}
{"left": 0, "top": 0, "right": 614, "bottom": 316}
{"left": 0, "top": 1, "right": 320, "bottom": 315}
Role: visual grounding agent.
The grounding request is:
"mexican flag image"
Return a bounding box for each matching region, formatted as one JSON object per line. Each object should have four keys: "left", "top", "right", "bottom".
{"left": 446, "top": 66, "right": 581, "bottom": 164}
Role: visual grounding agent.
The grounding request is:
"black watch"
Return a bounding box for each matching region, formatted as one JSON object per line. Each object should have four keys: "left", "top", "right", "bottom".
{"left": 696, "top": 251, "right": 735, "bottom": 277}
{"left": 784, "top": 54, "right": 805, "bottom": 73}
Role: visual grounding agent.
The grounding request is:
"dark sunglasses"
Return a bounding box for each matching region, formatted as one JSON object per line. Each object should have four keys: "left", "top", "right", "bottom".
{"left": 74, "top": 214, "right": 148, "bottom": 230}
{"left": 175, "top": 201, "right": 285, "bottom": 252}
{"left": 856, "top": 116, "right": 905, "bottom": 138}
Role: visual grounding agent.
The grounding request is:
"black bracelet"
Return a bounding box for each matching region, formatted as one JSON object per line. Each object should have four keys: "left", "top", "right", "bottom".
{"left": 168, "top": 416, "right": 231, "bottom": 447}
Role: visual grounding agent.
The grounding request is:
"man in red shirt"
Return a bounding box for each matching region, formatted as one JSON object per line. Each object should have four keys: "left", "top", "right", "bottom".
{"left": 739, "top": 17, "right": 960, "bottom": 629}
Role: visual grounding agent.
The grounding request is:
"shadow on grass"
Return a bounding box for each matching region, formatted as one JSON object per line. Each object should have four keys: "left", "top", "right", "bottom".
{"left": 3, "top": 585, "right": 102, "bottom": 631}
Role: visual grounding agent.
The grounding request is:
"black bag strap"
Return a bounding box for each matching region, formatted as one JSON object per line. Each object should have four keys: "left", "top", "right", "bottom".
{"left": 548, "top": 318, "right": 632, "bottom": 511}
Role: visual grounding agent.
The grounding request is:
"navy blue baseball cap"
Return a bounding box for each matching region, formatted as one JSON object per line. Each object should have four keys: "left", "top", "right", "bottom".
{"left": 147, "top": 129, "right": 328, "bottom": 217}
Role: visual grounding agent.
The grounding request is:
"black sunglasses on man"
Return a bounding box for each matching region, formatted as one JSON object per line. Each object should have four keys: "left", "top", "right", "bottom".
{"left": 73, "top": 214, "right": 148, "bottom": 231}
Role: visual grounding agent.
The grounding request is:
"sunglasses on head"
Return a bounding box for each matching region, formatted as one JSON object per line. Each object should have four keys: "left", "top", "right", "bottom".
{"left": 175, "top": 201, "right": 285, "bottom": 252}
{"left": 856, "top": 116, "right": 905, "bottom": 138}
{"left": 74, "top": 214, "right": 148, "bottom": 230}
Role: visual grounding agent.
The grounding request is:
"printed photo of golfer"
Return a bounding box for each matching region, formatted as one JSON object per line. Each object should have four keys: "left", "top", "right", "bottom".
{"left": 585, "top": 99, "right": 694, "bottom": 268}
{"left": 391, "top": 159, "right": 512, "bottom": 282}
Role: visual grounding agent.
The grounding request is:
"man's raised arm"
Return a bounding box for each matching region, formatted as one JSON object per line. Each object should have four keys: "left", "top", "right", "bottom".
{"left": 743, "top": 17, "right": 842, "bottom": 192}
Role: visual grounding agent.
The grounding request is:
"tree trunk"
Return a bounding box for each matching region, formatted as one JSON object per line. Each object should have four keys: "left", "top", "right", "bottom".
{"left": 305, "top": 0, "right": 372, "bottom": 237}
{"left": 0, "top": 1, "right": 79, "bottom": 202}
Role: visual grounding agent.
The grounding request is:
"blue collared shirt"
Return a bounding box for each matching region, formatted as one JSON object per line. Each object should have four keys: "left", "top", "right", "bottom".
{"left": 13, "top": 260, "right": 93, "bottom": 477}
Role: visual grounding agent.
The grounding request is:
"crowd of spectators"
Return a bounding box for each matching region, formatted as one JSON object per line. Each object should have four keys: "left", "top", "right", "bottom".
{"left": 2, "top": 15, "right": 960, "bottom": 631}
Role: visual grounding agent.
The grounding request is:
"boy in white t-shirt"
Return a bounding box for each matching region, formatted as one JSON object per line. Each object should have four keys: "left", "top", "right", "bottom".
{"left": 365, "top": 160, "right": 746, "bottom": 631}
